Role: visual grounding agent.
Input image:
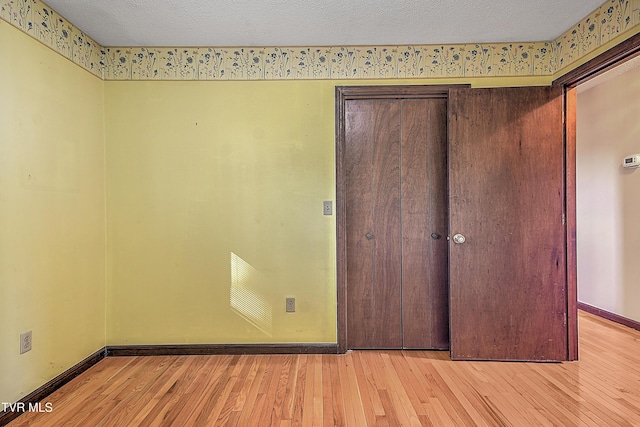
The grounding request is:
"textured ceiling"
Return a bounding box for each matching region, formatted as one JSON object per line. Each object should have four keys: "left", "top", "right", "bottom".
{"left": 43, "top": 0, "right": 605, "bottom": 47}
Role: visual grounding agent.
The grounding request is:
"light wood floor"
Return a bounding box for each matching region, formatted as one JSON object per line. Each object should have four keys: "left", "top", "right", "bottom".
{"left": 8, "top": 311, "right": 640, "bottom": 426}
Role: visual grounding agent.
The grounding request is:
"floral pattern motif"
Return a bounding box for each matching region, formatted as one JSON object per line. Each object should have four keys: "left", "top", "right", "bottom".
{"left": 0, "top": 0, "right": 102, "bottom": 78}
{"left": 2, "top": 0, "right": 639, "bottom": 81}
{"left": 555, "top": 0, "right": 640, "bottom": 72}
{"left": 99, "top": 43, "right": 569, "bottom": 80}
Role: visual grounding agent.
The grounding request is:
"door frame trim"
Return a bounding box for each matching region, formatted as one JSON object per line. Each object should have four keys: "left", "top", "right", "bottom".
{"left": 553, "top": 32, "right": 640, "bottom": 88}
{"left": 335, "top": 85, "right": 466, "bottom": 353}
{"left": 553, "top": 31, "right": 640, "bottom": 361}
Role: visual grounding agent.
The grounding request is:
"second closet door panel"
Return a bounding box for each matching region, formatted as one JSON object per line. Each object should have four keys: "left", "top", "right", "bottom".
{"left": 401, "top": 99, "right": 449, "bottom": 349}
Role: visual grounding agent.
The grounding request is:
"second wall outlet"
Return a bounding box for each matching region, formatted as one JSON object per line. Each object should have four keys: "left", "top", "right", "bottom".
{"left": 20, "top": 330, "right": 32, "bottom": 354}
{"left": 286, "top": 297, "right": 296, "bottom": 313}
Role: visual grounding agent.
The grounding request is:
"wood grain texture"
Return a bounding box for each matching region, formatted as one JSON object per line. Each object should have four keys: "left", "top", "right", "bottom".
{"left": 8, "top": 312, "right": 640, "bottom": 427}
{"left": 345, "top": 99, "right": 402, "bottom": 349}
{"left": 370, "top": 100, "right": 403, "bottom": 349}
{"left": 448, "top": 86, "right": 567, "bottom": 361}
{"left": 343, "top": 95, "right": 449, "bottom": 351}
{"left": 401, "top": 99, "right": 449, "bottom": 350}
{"left": 565, "top": 86, "right": 578, "bottom": 361}
{"left": 400, "top": 99, "right": 432, "bottom": 349}
{"left": 425, "top": 99, "right": 449, "bottom": 350}
{"left": 336, "top": 85, "right": 464, "bottom": 352}
{"left": 335, "top": 85, "right": 461, "bottom": 100}
{"left": 344, "top": 99, "right": 377, "bottom": 349}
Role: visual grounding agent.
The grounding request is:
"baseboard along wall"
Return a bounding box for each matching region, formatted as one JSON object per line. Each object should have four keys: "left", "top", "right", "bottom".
{"left": 0, "top": 343, "right": 337, "bottom": 425}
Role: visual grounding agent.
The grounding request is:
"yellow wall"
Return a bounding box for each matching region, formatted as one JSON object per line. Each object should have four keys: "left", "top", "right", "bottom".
{"left": 577, "top": 59, "right": 640, "bottom": 322}
{"left": 104, "top": 81, "right": 338, "bottom": 343}
{"left": 103, "top": 76, "right": 551, "bottom": 346}
{"left": 0, "top": 22, "right": 106, "bottom": 403}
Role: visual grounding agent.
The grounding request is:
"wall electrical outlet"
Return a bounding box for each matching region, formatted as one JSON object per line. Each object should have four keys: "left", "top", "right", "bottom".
{"left": 20, "top": 330, "right": 32, "bottom": 354}
{"left": 286, "top": 297, "right": 296, "bottom": 313}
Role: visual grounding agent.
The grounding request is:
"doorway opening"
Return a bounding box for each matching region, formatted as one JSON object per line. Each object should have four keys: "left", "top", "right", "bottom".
{"left": 553, "top": 31, "right": 640, "bottom": 354}
{"left": 574, "top": 54, "right": 640, "bottom": 326}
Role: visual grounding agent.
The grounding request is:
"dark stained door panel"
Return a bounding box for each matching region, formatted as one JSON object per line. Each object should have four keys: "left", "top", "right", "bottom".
{"left": 345, "top": 98, "right": 449, "bottom": 350}
{"left": 448, "top": 86, "right": 567, "bottom": 361}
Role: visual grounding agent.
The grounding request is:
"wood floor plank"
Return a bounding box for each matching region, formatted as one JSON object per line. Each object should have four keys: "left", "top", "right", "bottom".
{"left": 402, "top": 353, "right": 448, "bottom": 425}
{"left": 311, "top": 355, "right": 325, "bottom": 427}
{"left": 260, "top": 356, "right": 288, "bottom": 427}
{"left": 301, "top": 355, "right": 316, "bottom": 427}
{"left": 341, "top": 352, "right": 369, "bottom": 426}
{"left": 232, "top": 356, "right": 268, "bottom": 427}
{"left": 326, "top": 354, "right": 346, "bottom": 427}
{"left": 321, "top": 353, "right": 335, "bottom": 427}
{"left": 379, "top": 352, "right": 422, "bottom": 426}
{"left": 170, "top": 356, "right": 234, "bottom": 426}
{"left": 280, "top": 354, "right": 303, "bottom": 423}
{"left": 214, "top": 356, "right": 255, "bottom": 426}
{"left": 290, "top": 354, "right": 307, "bottom": 427}
{"left": 83, "top": 357, "right": 178, "bottom": 427}
{"left": 192, "top": 355, "right": 244, "bottom": 426}
{"left": 115, "top": 356, "right": 197, "bottom": 427}
{"left": 351, "top": 351, "right": 381, "bottom": 425}
{"left": 184, "top": 356, "right": 238, "bottom": 425}
{"left": 8, "top": 311, "right": 640, "bottom": 427}
{"left": 271, "top": 355, "right": 296, "bottom": 426}
{"left": 156, "top": 358, "right": 216, "bottom": 425}
{"left": 429, "top": 357, "right": 493, "bottom": 426}
{"left": 467, "top": 362, "right": 557, "bottom": 427}
{"left": 8, "top": 357, "right": 135, "bottom": 427}
{"left": 410, "top": 353, "right": 479, "bottom": 426}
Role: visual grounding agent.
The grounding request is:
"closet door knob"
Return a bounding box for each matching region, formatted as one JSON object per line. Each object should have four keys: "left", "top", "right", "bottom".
{"left": 431, "top": 233, "right": 441, "bottom": 240}
{"left": 365, "top": 232, "right": 374, "bottom": 240}
{"left": 453, "top": 233, "right": 466, "bottom": 244}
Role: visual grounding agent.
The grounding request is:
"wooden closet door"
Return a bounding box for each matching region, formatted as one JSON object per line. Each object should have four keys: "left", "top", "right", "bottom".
{"left": 344, "top": 97, "right": 449, "bottom": 350}
{"left": 345, "top": 99, "right": 402, "bottom": 349}
{"left": 401, "top": 99, "right": 449, "bottom": 349}
{"left": 448, "top": 86, "right": 567, "bottom": 361}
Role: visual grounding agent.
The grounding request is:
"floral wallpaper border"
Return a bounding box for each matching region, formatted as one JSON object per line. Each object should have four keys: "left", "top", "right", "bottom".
{"left": 555, "top": 0, "right": 640, "bottom": 71}
{"left": 102, "top": 43, "right": 554, "bottom": 80}
{"left": 1, "top": 0, "right": 639, "bottom": 81}
{"left": 0, "top": 0, "right": 103, "bottom": 78}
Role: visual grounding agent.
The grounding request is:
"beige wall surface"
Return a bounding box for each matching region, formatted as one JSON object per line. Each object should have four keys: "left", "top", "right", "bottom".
{"left": 104, "top": 80, "right": 338, "bottom": 344}
{"left": 103, "top": 76, "right": 553, "bottom": 346}
{"left": 577, "top": 59, "right": 640, "bottom": 322}
{"left": 0, "top": 22, "right": 106, "bottom": 404}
